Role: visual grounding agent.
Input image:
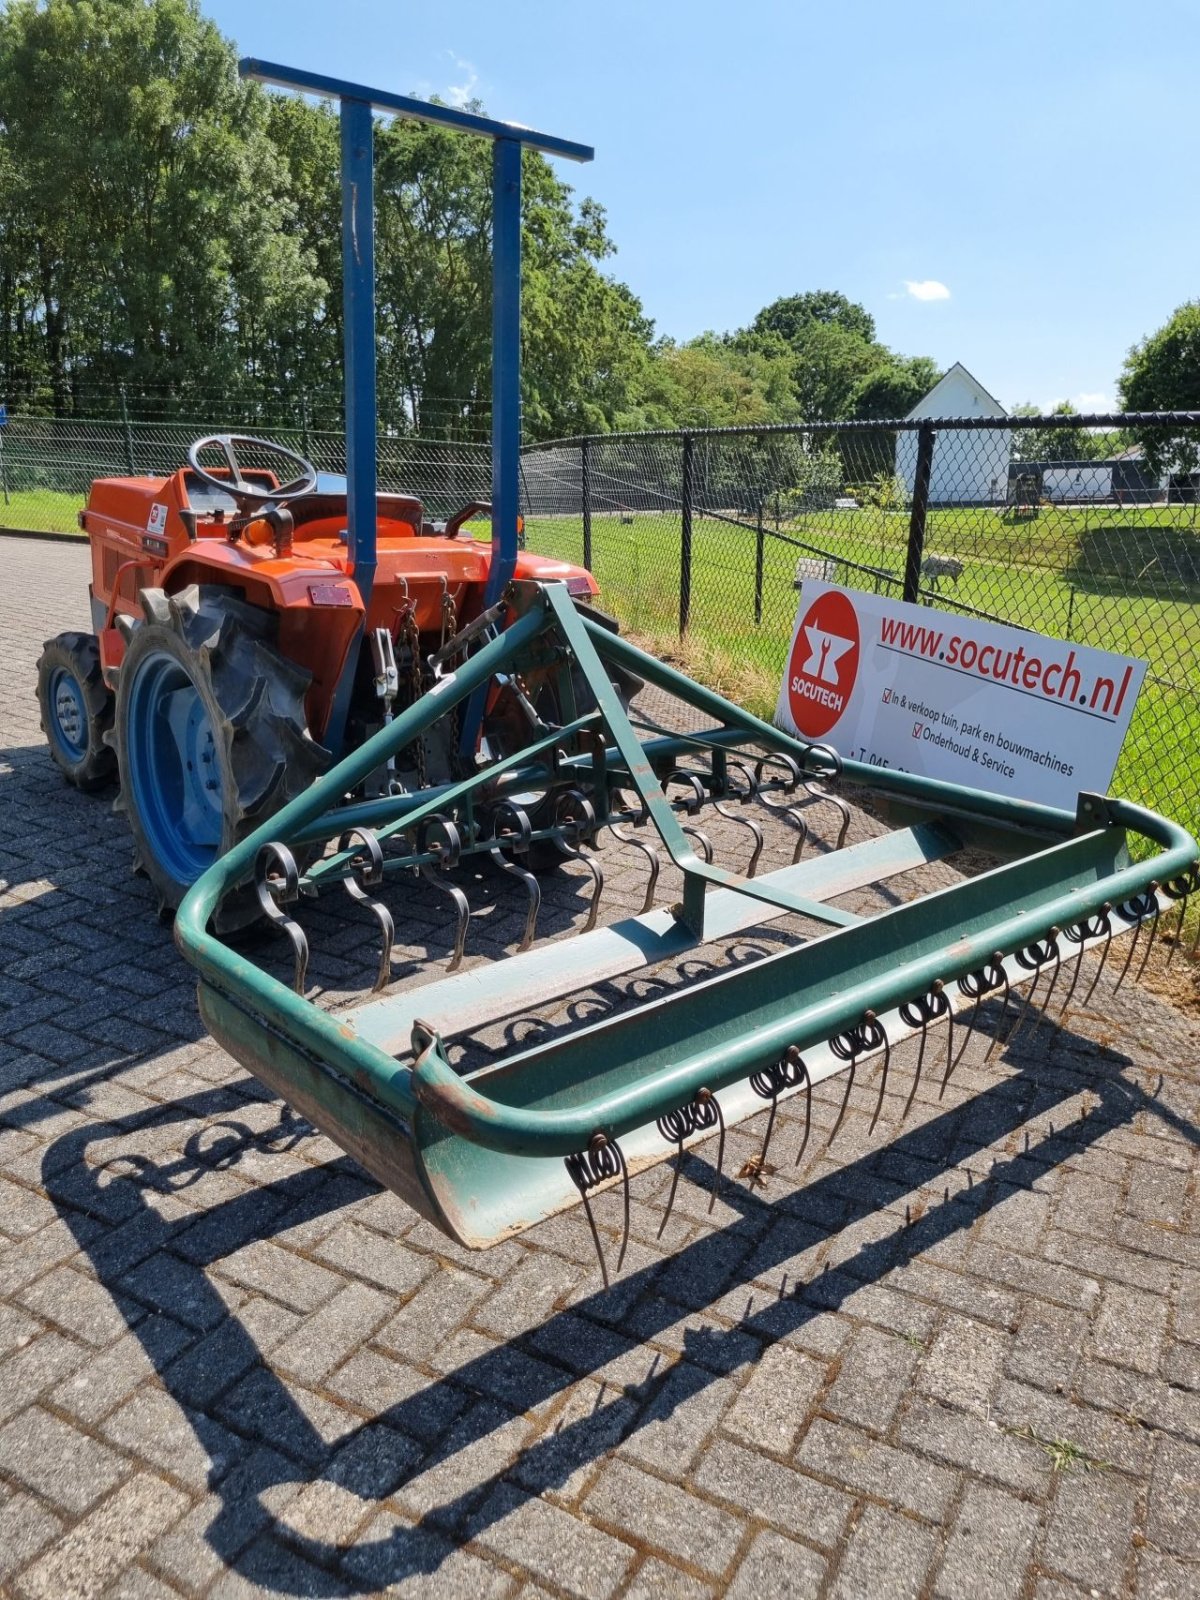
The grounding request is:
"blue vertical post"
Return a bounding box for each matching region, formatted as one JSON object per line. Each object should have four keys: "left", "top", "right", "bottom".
{"left": 341, "top": 97, "right": 377, "bottom": 606}
{"left": 485, "top": 137, "right": 522, "bottom": 605}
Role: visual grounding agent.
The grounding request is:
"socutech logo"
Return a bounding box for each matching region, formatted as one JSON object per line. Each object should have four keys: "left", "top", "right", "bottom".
{"left": 787, "top": 589, "right": 861, "bottom": 737}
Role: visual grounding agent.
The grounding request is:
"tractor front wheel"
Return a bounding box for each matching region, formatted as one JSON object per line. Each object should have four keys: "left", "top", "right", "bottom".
{"left": 36, "top": 632, "right": 117, "bottom": 792}
{"left": 110, "top": 585, "right": 328, "bottom": 927}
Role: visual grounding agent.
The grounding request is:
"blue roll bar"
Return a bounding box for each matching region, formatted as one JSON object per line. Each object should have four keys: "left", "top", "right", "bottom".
{"left": 238, "top": 58, "right": 593, "bottom": 753}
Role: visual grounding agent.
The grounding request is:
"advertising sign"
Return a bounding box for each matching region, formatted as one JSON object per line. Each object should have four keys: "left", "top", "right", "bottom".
{"left": 775, "top": 583, "right": 1145, "bottom": 810}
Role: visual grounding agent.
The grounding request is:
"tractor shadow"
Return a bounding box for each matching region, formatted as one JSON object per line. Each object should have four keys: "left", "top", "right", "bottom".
{"left": 41, "top": 997, "right": 1200, "bottom": 1596}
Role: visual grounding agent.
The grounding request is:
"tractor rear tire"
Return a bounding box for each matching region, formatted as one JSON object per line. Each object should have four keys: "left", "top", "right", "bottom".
{"left": 110, "top": 585, "right": 329, "bottom": 928}
{"left": 36, "top": 632, "right": 117, "bottom": 792}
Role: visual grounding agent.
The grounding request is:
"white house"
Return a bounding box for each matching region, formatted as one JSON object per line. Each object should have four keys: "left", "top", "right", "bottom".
{"left": 895, "top": 362, "right": 1011, "bottom": 504}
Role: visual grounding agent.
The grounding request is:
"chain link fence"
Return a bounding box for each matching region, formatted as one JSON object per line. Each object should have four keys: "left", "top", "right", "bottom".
{"left": 522, "top": 414, "right": 1200, "bottom": 841}
{"left": 0, "top": 411, "right": 490, "bottom": 532}
{"left": 3, "top": 405, "right": 1198, "bottom": 840}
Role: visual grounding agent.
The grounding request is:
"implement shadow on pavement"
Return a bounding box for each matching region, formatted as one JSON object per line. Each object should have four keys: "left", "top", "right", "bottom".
{"left": 42, "top": 1008, "right": 1198, "bottom": 1596}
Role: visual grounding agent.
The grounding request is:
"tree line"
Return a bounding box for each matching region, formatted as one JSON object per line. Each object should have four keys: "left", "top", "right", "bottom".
{"left": 2, "top": 0, "right": 1195, "bottom": 448}
{"left": 0, "top": 0, "right": 945, "bottom": 439}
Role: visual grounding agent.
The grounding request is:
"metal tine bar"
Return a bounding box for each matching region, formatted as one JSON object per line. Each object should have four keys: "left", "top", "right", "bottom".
{"left": 488, "top": 800, "right": 541, "bottom": 952}
{"left": 606, "top": 788, "right": 661, "bottom": 915}
{"left": 414, "top": 814, "right": 470, "bottom": 971}
{"left": 337, "top": 827, "right": 395, "bottom": 991}
{"left": 553, "top": 789, "right": 604, "bottom": 932}
{"left": 1081, "top": 903, "right": 1117, "bottom": 1008}
{"left": 254, "top": 842, "right": 309, "bottom": 996}
{"left": 753, "top": 753, "right": 811, "bottom": 861}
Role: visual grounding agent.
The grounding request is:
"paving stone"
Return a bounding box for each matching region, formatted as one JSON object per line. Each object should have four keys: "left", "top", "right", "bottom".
{"left": 969, "top": 1244, "right": 1101, "bottom": 1314}
{"left": 15, "top": 1473, "right": 188, "bottom": 1600}
{"left": 726, "top": 1531, "right": 826, "bottom": 1600}
{"left": 212, "top": 1240, "right": 342, "bottom": 1313}
{"left": 50, "top": 1320, "right": 192, "bottom": 1423}
{"left": 899, "top": 1398, "right": 1048, "bottom": 1496}
{"left": 990, "top": 1379, "right": 1152, "bottom": 1477}
{"left": 694, "top": 1436, "right": 852, "bottom": 1548}
{"left": 830, "top": 1503, "right": 938, "bottom": 1600}
{"left": 391, "top": 1399, "right": 534, "bottom": 1529}
{"left": 721, "top": 1341, "right": 826, "bottom": 1455}
{"left": 18, "top": 1263, "right": 140, "bottom": 1345}
{"left": 622, "top": 1555, "right": 715, "bottom": 1600}
{"left": 511, "top": 1376, "right": 638, "bottom": 1501}
{"left": 0, "top": 1403, "right": 129, "bottom": 1513}
{"left": 1090, "top": 1282, "right": 1169, "bottom": 1375}
{"left": 934, "top": 1483, "right": 1041, "bottom": 1600}
{"left": 825, "top": 1323, "right": 921, "bottom": 1431}
{"left": 1148, "top": 1435, "right": 1200, "bottom": 1558}
{"left": 586, "top": 1458, "right": 744, "bottom": 1574}
{"left": 466, "top": 1480, "right": 635, "bottom": 1598}
{"left": 919, "top": 1313, "right": 1009, "bottom": 1416}
{"left": 1042, "top": 1469, "right": 1136, "bottom": 1595}
{"left": 0, "top": 1490, "right": 63, "bottom": 1582}
{"left": 375, "top": 1264, "right": 491, "bottom": 1366}
{"left": 1006, "top": 1301, "right": 1090, "bottom": 1392}
{"left": 1135, "top": 1547, "right": 1200, "bottom": 1600}
{"left": 795, "top": 1416, "right": 958, "bottom": 1521}
{"left": 619, "top": 1358, "right": 739, "bottom": 1477}
{"left": 214, "top": 1368, "right": 356, "bottom": 1466}
{"left": 339, "top": 1510, "right": 513, "bottom": 1598}
{"left": 102, "top": 1387, "right": 241, "bottom": 1492}
{"left": 310, "top": 1220, "right": 437, "bottom": 1297}
{"left": 269, "top": 1280, "right": 392, "bottom": 1384}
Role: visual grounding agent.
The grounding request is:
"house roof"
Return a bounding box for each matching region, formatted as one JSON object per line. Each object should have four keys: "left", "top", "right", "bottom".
{"left": 905, "top": 362, "right": 1008, "bottom": 421}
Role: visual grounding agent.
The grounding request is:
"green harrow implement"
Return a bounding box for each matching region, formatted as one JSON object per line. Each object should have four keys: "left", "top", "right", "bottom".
{"left": 176, "top": 578, "right": 1199, "bottom": 1281}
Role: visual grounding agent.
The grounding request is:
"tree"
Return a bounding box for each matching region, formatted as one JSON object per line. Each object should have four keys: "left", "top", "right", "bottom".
{"left": 1010, "top": 401, "right": 1103, "bottom": 463}
{"left": 751, "top": 290, "right": 875, "bottom": 347}
{"left": 852, "top": 355, "right": 940, "bottom": 420}
{"left": 1119, "top": 302, "right": 1200, "bottom": 474}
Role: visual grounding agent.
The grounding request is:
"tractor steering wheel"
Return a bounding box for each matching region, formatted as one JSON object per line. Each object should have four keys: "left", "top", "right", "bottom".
{"left": 187, "top": 434, "right": 318, "bottom": 510}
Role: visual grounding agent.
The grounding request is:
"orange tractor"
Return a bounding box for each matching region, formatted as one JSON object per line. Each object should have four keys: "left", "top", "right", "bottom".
{"left": 37, "top": 435, "right": 605, "bottom": 921}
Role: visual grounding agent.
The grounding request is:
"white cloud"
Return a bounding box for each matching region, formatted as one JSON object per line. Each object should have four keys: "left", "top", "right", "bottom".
{"left": 1072, "top": 391, "right": 1111, "bottom": 412}
{"left": 444, "top": 52, "right": 480, "bottom": 109}
{"left": 903, "top": 279, "right": 951, "bottom": 302}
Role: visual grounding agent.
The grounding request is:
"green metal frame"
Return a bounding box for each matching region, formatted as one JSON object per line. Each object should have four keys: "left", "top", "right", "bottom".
{"left": 174, "top": 581, "right": 1198, "bottom": 1247}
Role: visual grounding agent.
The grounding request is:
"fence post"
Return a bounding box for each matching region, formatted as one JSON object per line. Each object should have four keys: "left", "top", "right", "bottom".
{"left": 120, "top": 385, "right": 135, "bottom": 475}
{"left": 680, "top": 432, "right": 694, "bottom": 635}
{"left": 754, "top": 498, "right": 765, "bottom": 625}
{"left": 903, "top": 423, "right": 935, "bottom": 603}
{"left": 581, "top": 435, "right": 592, "bottom": 571}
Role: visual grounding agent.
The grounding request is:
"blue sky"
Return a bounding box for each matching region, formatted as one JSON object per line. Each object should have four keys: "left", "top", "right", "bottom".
{"left": 209, "top": 0, "right": 1198, "bottom": 414}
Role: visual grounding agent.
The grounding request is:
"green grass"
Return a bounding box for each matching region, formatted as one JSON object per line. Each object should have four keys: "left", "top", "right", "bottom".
{"left": 523, "top": 506, "right": 1200, "bottom": 845}
{"left": 0, "top": 487, "right": 86, "bottom": 535}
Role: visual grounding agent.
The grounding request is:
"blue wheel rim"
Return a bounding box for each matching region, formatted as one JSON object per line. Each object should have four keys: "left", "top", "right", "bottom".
{"left": 47, "top": 667, "right": 89, "bottom": 763}
{"left": 123, "top": 650, "right": 223, "bottom": 884}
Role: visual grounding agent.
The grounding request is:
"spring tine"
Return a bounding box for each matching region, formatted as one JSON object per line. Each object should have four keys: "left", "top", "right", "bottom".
{"left": 556, "top": 837, "right": 604, "bottom": 931}
{"left": 488, "top": 848, "right": 541, "bottom": 951}
{"left": 750, "top": 1064, "right": 783, "bottom": 1168}
{"left": 804, "top": 785, "right": 851, "bottom": 851}
{"left": 1008, "top": 934, "right": 1057, "bottom": 1050}
{"left": 944, "top": 992, "right": 980, "bottom": 1093}
{"left": 1167, "top": 889, "right": 1189, "bottom": 968}
{"left": 828, "top": 1060, "right": 857, "bottom": 1145}
{"left": 865, "top": 1014, "right": 891, "bottom": 1136}
{"left": 654, "top": 1112, "right": 687, "bottom": 1239}
{"left": 338, "top": 829, "right": 395, "bottom": 992}
{"left": 1081, "top": 903, "right": 1116, "bottom": 1007}
{"left": 1035, "top": 940, "right": 1064, "bottom": 1033}
{"left": 789, "top": 1050, "right": 813, "bottom": 1167}
{"left": 697, "top": 1087, "right": 726, "bottom": 1211}
{"left": 254, "top": 842, "right": 309, "bottom": 995}
{"left": 578, "top": 1185, "right": 608, "bottom": 1288}
{"left": 983, "top": 956, "right": 1012, "bottom": 1062}
{"left": 900, "top": 985, "right": 943, "bottom": 1121}
{"left": 1057, "top": 921, "right": 1090, "bottom": 1024}
{"left": 613, "top": 1138, "right": 631, "bottom": 1274}
{"left": 682, "top": 825, "right": 715, "bottom": 863}
{"left": 1135, "top": 891, "right": 1161, "bottom": 984}
{"left": 713, "top": 765, "right": 766, "bottom": 878}
{"left": 608, "top": 822, "right": 661, "bottom": 913}
{"left": 790, "top": 813, "right": 810, "bottom": 865}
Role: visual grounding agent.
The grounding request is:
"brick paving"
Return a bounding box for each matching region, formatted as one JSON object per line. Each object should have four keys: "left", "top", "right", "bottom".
{"left": 1, "top": 533, "right": 1199, "bottom": 1599}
